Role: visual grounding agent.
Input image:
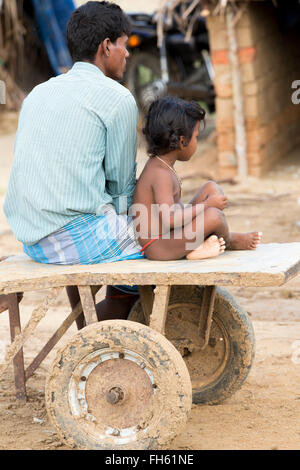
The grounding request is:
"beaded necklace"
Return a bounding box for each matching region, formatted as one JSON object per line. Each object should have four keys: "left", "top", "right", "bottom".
{"left": 155, "top": 156, "right": 182, "bottom": 197}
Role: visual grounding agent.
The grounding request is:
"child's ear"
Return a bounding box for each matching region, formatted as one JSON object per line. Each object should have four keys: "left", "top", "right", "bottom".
{"left": 179, "top": 136, "right": 187, "bottom": 148}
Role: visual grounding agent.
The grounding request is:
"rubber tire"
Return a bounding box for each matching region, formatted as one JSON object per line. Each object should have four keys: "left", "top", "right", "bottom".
{"left": 129, "top": 286, "right": 255, "bottom": 405}
{"left": 45, "top": 319, "right": 192, "bottom": 450}
{"left": 124, "top": 50, "right": 180, "bottom": 114}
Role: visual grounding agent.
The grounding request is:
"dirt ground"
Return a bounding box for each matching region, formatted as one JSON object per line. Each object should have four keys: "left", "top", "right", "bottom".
{"left": 0, "top": 109, "right": 300, "bottom": 450}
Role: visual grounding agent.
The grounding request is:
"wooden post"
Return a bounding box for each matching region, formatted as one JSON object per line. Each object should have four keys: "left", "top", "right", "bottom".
{"left": 25, "top": 300, "right": 84, "bottom": 381}
{"left": 138, "top": 286, "right": 154, "bottom": 325}
{"left": 8, "top": 293, "right": 26, "bottom": 401}
{"left": 226, "top": 7, "right": 248, "bottom": 179}
{"left": 198, "top": 286, "right": 217, "bottom": 350}
{"left": 78, "top": 286, "right": 99, "bottom": 325}
{"left": 149, "top": 285, "right": 171, "bottom": 335}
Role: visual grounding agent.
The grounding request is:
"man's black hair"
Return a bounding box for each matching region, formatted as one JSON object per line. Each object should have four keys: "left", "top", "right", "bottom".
{"left": 143, "top": 96, "right": 206, "bottom": 157}
{"left": 66, "top": 1, "right": 131, "bottom": 63}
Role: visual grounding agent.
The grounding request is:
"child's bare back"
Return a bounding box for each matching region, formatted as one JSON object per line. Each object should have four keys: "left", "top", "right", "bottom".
{"left": 133, "top": 157, "right": 182, "bottom": 247}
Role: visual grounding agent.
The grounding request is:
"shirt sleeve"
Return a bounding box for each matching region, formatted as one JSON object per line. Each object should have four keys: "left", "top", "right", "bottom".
{"left": 104, "top": 93, "right": 138, "bottom": 214}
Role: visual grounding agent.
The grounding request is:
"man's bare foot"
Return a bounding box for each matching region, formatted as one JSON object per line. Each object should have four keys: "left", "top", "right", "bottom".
{"left": 186, "top": 235, "right": 225, "bottom": 260}
{"left": 228, "top": 231, "right": 263, "bottom": 250}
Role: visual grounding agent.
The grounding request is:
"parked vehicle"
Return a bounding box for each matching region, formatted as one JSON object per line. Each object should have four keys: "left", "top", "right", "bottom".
{"left": 124, "top": 9, "right": 215, "bottom": 115}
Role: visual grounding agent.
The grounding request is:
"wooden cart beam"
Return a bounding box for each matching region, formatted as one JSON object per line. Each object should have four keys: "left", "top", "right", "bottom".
{"left": 149, "top": 285, "right": 171, "bottom": 335}
{"left": 25, "top": 299, "right": 84, "bottom": 381}
{"left": 1, "top": 244, "right": 300, "bottom": 293}
{"left": 8, "top": 293, "right": 26, "bottom": 402}
{"left": 0, "top": 285, "right": 102, "bottom": 400}
{"left": 78, "top": 285, "right": 99, "bottom": 325}
{"left": 198, "top": 285, "right": 217, "bottom": 350}
{"left": 138, "top": 285, "right": 154, "bottom": 325}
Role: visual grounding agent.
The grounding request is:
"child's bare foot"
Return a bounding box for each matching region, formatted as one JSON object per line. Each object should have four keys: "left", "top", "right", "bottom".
{"left": 228, "top": 231, "right": 263, "bottom": 250}
{"left": 186, "top": 235, "right": 225, "bottom": 260}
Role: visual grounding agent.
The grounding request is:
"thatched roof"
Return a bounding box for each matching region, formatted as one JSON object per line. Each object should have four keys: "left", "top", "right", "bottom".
{"left": 154, "top": 0, "right": 269, "bottom": 46}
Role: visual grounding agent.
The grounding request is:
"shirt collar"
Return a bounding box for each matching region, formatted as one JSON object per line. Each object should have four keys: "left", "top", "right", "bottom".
{"left": 72, "top": 61, "right": 105, "bottom": 77}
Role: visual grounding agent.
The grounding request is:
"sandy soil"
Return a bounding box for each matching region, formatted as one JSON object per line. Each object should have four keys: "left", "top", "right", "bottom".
{"left": 0, "top": 111, "right": 300, "bottom": 450}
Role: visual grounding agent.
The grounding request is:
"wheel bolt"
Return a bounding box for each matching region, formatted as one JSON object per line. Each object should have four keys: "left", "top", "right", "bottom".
{"left": 106, "top": 386, "right": 124, "bottom": 405}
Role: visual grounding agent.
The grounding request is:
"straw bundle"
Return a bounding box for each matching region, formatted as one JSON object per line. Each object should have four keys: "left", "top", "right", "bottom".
{"left": 0, "top": 0, "right": 25, "bottom": 110}
{"left": 154, "top": 0, "right": 241, "bottom": 47}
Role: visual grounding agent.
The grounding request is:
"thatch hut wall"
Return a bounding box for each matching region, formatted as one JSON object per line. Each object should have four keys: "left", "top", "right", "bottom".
{"left": 158, "top": 0, "right": 300, "bottom": 177}
{"left": 0, "top": 0, "right": 52, "bottom": 111}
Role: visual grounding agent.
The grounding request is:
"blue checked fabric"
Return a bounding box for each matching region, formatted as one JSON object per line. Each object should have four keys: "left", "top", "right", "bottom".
{"left": 23, "top": 210, "right": 145, "bottom": 265}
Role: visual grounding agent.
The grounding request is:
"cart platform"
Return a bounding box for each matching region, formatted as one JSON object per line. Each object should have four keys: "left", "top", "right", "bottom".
{"left": 1, "top": 242, "right": 300, "bottom": 443}
{"left": 1, "top": 242, "right": 300, "bottom": 294}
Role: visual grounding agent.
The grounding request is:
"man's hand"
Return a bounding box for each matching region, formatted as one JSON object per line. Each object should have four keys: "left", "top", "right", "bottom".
{"left": 204, "top": 194, "right": 228, "bottom": 210}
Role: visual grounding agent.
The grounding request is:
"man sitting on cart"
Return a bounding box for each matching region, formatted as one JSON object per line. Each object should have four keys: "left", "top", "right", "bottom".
{"left": 2, "top": 1, "right": 145, "bottom": 327}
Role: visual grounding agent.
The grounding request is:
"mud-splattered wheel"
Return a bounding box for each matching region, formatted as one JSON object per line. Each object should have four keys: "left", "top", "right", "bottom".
{"left": 129, "top": 286, "right": 255, "bottom": 405}
{"left": 45, "top": 320, "right": 192, "bottom": 450}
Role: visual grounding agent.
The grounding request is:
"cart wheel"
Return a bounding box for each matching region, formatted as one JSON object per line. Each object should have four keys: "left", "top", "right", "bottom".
{"left": 45, "top": 320, "right": 192, "bottom": 450}
{"left": 129, "top": 286, "right": 255, "bottom": 405}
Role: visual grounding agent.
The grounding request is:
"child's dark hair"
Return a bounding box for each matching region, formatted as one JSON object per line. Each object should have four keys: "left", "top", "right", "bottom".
{"left": 143, "top": 96, "right": 206, "bottom": 157}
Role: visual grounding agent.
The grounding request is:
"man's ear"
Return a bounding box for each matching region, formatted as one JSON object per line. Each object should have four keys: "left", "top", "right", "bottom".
{"left": 95, "top": 38, "right": 111, "bottom": 61}
{"left": 102, "top": 38, "right": 111, "bottom": 57}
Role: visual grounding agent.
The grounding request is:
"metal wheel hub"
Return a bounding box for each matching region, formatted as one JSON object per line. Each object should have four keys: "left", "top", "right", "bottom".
{"left": 68, "top": 348, "right": 155, "bottom": 444}
{"left": 106, "top": 386, "right": 126, "bottom": 405}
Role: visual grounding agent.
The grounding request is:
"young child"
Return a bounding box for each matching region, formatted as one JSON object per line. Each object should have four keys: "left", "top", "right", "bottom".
{"left": 132, "top": 97, "right": 262, "bottom": 261}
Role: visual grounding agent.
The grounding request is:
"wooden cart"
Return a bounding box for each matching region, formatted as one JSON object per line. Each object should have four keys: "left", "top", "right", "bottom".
{"left": 1, "top": 242, "right": 300, "bottom": 449}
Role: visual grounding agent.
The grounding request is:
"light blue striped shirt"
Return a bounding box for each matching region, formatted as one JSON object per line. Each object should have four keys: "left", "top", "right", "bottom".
{"left": 4, "top": 62, "right": 138, "bottom": 245}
